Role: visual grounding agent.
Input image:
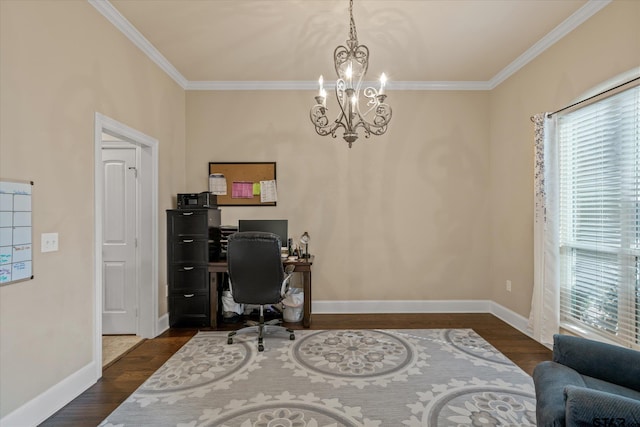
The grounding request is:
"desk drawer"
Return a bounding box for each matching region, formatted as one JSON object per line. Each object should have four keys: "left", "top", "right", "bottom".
{"left": 169, "top": 293, "right": 210, "bottom": 327}
{"left": 168, "top": 209, "right": 221, "bottom": 238}
{"left": 170, "top": 239, "right": 209, "bottom": 263}
{"left": 169, "top": 265, "right": 209, "bottom": 292}
{"left": 168, "top": 210, "right": 209, "bottom": 237}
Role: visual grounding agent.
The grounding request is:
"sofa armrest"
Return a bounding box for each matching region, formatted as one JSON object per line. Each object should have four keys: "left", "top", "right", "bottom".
{"left": 534, "top": 361, "right": 586, "bottom": 426}
{"left": 564, "top": 385, "right": 640, "bottom": 427}
{"left": 553, "top": 334, "right": 640, "bottom": 392}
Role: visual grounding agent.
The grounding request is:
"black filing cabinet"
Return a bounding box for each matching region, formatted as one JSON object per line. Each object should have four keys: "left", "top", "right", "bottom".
{"left": 167, "top": 208, "right": 221, "bottom": 327}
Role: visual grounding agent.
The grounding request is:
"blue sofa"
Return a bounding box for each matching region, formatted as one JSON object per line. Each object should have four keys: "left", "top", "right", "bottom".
{"left": 533, "top": 334, "right": 640, "bottom": 426}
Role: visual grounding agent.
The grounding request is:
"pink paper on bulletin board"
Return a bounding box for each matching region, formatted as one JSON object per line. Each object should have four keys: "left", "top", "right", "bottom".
{"left": 232, "top": 181, "right": 254, "bottom": 198}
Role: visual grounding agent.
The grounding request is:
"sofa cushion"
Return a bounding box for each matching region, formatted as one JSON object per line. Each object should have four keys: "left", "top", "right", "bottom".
{"left": 534, "top": 361, "right": 586, "bottom": 426}
{"left": 582, "top": 375, "right": 640, "bottom": 402}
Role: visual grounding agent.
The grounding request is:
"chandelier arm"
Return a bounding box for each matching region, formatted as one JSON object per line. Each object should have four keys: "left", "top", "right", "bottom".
{"left": 334, "top": 80, "right": 352, "bottom": 131}
{"left": 322, "top": 120, "right": 345, "bottom": 139}
{"left": 330, "top": 119, "right": 346, "bottom": 137}
{"left": 310, "top": 105, "right": 328, "bottom": 127}
{"left": 354, "top": 103, "right": 392, "bottom": 135}
{"left": 334, "top": 45, "right": 349, "bottom": 80}
{"left": 310, "top": 103, "right": 346, "bottom": 139}
{"left": 373, "top": 103, "right": 392, "bottom": 128}
{"left": 362, "top": 86, "right": 378, "bottom": 101}
{"left": 360, "top": 102, "right": 377, "bottom": 118}
{"left": 353, "top": 45, "right": 369, "bottom": 78}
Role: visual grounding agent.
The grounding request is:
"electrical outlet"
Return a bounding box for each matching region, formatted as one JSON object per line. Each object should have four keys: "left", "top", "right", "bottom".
{"left": 41, "top": 232, "right": 59, "bottom": 253}
{"left": 506, "top": 280, "right": 512, "bottom": 292}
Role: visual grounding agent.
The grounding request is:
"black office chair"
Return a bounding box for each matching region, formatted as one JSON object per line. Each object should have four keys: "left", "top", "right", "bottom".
{"left": 226, "top": 231, "right": 295, "bottom": 351}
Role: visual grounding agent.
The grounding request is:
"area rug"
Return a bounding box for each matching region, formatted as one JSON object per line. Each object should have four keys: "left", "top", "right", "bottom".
{"left": 99, "top": 329, "right": 536, "bottom": 426}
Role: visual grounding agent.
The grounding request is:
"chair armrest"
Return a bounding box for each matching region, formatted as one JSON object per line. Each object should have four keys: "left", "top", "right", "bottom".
{"left": 280, "top": 265, "right": 295, "bottom": 297}
{"left": 553, "top": 334, "right": 640, "bottom": 392}
{"left": 564, "top": 385, "right": 640, "bottom": 427}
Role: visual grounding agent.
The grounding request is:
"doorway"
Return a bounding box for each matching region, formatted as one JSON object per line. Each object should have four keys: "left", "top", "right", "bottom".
{"left": 94, "top": 113, "right": 158, "bottom": 378}
{"left": 101, "top": 143, "right": 139, "bottom": 334}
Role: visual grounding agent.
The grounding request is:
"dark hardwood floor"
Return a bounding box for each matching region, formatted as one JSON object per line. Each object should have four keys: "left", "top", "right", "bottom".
{"left": 39, "top": 313, "right": 551, "bottom": 427}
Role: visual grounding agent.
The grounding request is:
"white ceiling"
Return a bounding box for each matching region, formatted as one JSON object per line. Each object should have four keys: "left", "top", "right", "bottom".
{"left": 93, "top": 0, "right": 608, "bottom": 90}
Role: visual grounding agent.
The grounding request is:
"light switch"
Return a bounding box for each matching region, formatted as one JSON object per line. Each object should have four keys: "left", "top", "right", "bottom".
{"left": 41, "top": 232, "right": 59, "bottom": 252}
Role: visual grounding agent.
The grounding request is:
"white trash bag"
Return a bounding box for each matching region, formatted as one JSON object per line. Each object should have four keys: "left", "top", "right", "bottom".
{"left": 282, "top": 287, "right": 304, "bottom": 322}
{"left": 222, "top": 290, "right": 244, "bottom": 319}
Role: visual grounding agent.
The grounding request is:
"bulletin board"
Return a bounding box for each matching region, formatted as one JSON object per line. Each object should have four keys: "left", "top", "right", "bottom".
{"left": 208, "top": 162, "right": 277, "bottom": 206}
{"left": 0, "top": 179, "right": 34, "bottom": 285}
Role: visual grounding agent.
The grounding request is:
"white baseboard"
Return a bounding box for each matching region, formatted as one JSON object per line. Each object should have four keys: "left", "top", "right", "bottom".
{"left": 313, "top": 299, "right": 531, "bottom": 337}
{"left": 313, "top": 299, "right": 494, "bottom": 313}
{"left": 1, "top": 314, "right": 171, "bottom": 427}
{"left": 3, "top": 300, "right": 531, "bottom": 426}
{"left": 0, "top": 361, "right": 97, "bottom": 427}
{"left": 157, "top": 312, "right": 169, "bottom": 336}
{"left": 489, "top": 301, "right": 533, "bottom": 337}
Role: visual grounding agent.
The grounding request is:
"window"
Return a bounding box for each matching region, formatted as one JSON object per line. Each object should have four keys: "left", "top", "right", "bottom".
{"left": 558, "top": 83, "right": 640, "bottom": 349}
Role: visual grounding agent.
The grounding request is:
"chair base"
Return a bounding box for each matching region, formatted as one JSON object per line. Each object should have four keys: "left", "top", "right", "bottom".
{"left": 227, "top": 306, "right": 295, "bottom": 352}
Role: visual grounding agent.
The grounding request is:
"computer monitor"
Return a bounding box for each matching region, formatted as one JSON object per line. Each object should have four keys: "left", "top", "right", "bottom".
{"left": 238, "top": 219, "right": 288, "bottom": 248}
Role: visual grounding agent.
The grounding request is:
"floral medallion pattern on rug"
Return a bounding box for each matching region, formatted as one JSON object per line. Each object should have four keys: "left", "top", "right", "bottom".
{"left": 403, "top": 376, "right": 536, "bottom": 426}
{"left": 123, "top": 333, "right": 264, "bottom": 407}
{"left": 439, "top": 329, "right": 522, "bottom": 373}
{"left": 182, "top": 392, "right": 382, "bottom": 427}
{"left": 280, "top": 329, "right": 430, "bottom": 388}
{"left": 100, "top": 329, "right": 537, "bottom": 426}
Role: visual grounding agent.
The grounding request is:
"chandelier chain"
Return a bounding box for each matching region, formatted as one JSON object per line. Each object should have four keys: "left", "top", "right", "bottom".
{"left": 349, "top": 0, "right": 358, "bottom": 42}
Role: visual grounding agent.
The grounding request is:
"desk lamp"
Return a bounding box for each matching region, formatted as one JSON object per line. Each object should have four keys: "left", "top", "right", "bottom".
{"left": 300, "top": 232, "right": 310, "bottom": 258}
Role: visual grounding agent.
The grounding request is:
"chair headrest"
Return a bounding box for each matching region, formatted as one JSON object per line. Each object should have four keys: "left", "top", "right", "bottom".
{"left": 228, "top": 231, "right": 282, "bottom": 248}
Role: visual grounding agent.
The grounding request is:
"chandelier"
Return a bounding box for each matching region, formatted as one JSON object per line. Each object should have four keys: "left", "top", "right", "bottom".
{"left": 309, "top": 0, "right": 392, "bottom": 148}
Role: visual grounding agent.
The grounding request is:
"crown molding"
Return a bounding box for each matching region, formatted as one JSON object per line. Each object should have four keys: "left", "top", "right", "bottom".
{"left": 88, "top": 0, "right": 188, "bottom": 89}
{"left": 185, "top": 80, "right": 492, "bottom": 91}
{"left": 488, "top": 0, "right": 611, "bottom": 89}
{"left": 387, "top": 81, "right": 492, "bottom": 91}
{"left": 186, "top": 81, "right": 315, "bottom": 91}
{"left": 89, "top": 0, "right": 610, "bottom": 92}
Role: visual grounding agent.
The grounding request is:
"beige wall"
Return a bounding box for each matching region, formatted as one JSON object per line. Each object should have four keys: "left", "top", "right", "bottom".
{"left": 489, "top": 0, "right": 640, "bottom": 316}
{"left": 184, "top": 0, "right": 640, "bottom": 316}
{"left": 0, "top": 0, "right": 185, "bottom": 418}
{"left": 186, "top": 90, "right": 492, "bottom": 302}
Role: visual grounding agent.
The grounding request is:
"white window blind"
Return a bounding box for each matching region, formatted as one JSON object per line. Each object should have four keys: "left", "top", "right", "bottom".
{"left": 558, "top": 83, "right": 640, "bottom": 349}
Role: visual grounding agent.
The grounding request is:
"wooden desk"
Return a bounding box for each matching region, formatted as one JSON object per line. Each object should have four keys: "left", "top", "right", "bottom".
{"left": 208, "top": 255, "right": 314, "bottom": 329}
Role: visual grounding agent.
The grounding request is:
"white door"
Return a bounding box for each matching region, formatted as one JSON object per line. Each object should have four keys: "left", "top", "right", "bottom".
{"left": 102, "top": 146, "right": 138, "bottom": 334}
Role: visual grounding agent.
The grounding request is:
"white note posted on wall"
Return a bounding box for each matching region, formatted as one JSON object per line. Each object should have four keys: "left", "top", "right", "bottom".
{"left": 260, "top": 180, "right": 277, "bottom": 203}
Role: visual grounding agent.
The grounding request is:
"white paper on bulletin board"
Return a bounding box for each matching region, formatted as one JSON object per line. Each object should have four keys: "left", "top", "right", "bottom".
{"left": 0, "top": 179, "right": 33, "bottom": 285}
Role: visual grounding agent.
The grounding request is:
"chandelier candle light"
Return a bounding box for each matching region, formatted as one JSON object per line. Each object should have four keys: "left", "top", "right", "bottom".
{"left": 310, "top": 0, "right": 392, "bottom": 148}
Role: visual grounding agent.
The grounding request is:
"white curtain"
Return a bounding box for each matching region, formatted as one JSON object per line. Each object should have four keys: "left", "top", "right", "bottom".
{"left": 528, "top": 113, "right": 560, "bottom": 347}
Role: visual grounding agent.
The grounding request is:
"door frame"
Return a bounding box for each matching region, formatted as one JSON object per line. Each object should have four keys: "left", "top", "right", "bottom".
{"left": 94, "top": 113, "right": 158, "bottom": 378}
